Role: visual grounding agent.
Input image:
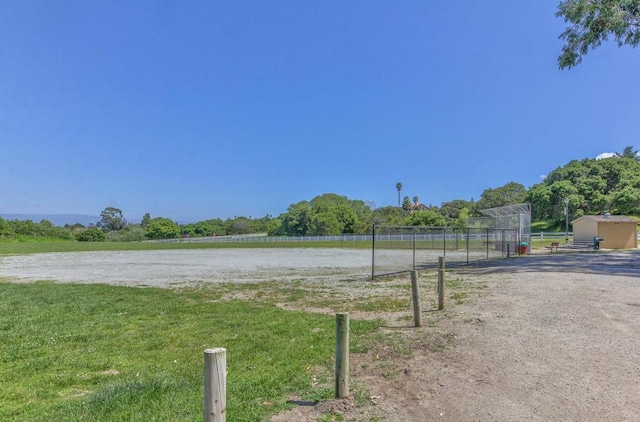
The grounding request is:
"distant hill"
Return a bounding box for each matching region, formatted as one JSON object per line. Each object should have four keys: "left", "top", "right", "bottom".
{"left": 0, "top": 214, "right": 99, "bottom": 227}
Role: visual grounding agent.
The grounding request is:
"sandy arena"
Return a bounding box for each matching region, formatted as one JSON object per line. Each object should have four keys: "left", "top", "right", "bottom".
{"left": 0, "top": 248, "right": 376, "bottom": 286}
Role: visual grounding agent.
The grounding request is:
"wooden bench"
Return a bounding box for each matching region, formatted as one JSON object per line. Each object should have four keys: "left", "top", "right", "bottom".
{"left": 545, "top": 242, "right": 559, "bottom": 253}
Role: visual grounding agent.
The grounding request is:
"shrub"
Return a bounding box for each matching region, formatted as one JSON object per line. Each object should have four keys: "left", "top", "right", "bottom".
{"left": 75, "top": 227, "right": 106, "bottom": 242}
{"left": 145, "top": 218, "right": 180, "bottom": 240}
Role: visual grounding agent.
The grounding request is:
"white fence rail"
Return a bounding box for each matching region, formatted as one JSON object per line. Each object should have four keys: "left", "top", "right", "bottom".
{"left": 144, "top": 234, "right": 372, "bottom": 244}
{"left": 142, "top": 231, "right": 639, "bottom": 244}
{"left": 532, "top": 232, "right": 573, "bottom": 240}
{"left": 146, "top": 232, "right": 514, "bottom": 244}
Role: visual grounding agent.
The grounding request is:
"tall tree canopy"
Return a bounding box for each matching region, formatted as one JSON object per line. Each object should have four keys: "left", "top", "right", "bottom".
{"left": 145, "top": 217, "right": 180, "bottom": 240}
{"left": 556, "top": 0, "right": 640, "bottom": 69}
{"left": 619, "top": 145, "right": 640, "bottom": 161}
{"left": 279, "top": 201, "right": 314, "bottom": 236}
{"left": 476, "top": 182, "right": 527, "bottom": 211}
{"left": 226, "top": 217, "right": 255, "bottom": 235}
{"left": 439, "top": 199, "right": 476, "bottom": 221}
{"left": 99, "top": 207, "right": 127, "bottom": 232}
{"left": 181, "top": 219, "right": 226, "bottom": 237}
{"left": 372, "top": 206, "right": 408, "bottom": 226}
{"left": 271, "top": 194, "right": 375, "bottom": 236}
{"left": 403, "top": 209, "right": 447, "bottom": 227}
{"left": 527, "top": 155, "right": 640, "bottom": 220}
{"left": 309, "top": 194, "right": 358, "bottom": 235}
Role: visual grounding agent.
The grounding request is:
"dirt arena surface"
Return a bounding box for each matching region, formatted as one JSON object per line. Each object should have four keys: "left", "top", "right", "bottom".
{"left": 2, "top": 248, "right": 639, "bottom": 421}
{"left": 0, "top": 248, "right": 377, "bottom": 286}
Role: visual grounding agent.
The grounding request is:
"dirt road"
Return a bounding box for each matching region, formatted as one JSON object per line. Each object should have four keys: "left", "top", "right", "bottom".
{"left": 275, "top": 251, "right": 640, "bottom": 421}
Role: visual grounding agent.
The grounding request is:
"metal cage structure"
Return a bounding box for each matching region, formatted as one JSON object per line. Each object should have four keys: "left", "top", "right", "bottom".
{"left": 469, "top": 203, "right": 532, "bottom": 251}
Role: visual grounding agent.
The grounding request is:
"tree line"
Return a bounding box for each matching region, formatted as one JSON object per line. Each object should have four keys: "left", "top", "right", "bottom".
{"left": 528, "top": 149, "right": 640, "bottom": 224}
{"left": 2, "top": 147, "right": 638, "bottom": 242}
{"left": 0, "top": 210, "right": 273, "bottom": 242}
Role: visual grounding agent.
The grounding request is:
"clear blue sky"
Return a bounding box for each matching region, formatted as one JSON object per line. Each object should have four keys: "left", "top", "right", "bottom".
{"left": 1, "top": 1, "right": 639, "bottom": 222}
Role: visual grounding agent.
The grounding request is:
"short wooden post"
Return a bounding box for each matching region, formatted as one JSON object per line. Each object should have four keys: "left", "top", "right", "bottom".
{"left": 438, "top": 257, "right": 445, "bottom": 311}
{"left": 335, "top": 313, "right": 350, "bottom": 398}
{"left": 410, "top": 270, "right": 422, "bottom": 327}
{"left": 204, "top": 348, "right": 226, "bottom": 422}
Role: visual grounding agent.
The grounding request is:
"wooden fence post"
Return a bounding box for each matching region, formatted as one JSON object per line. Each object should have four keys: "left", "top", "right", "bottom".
{"left": 204, "top": 348, "right": 226, "bottom": 422}
{"left": 438, "top": 257, "right": 445, "bottom": 311}
{"left": 410, "top": 270, "right": 422, "bottom": 327}
{"left": 335, "top": 313, "right": 350, "bottom": 398}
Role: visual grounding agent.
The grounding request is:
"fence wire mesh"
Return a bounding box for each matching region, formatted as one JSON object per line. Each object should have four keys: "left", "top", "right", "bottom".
{"left": 472, "top": 203, "right": 532, "bottom": 252}
{"left": 372, "top": 225, "right": 519, "bottom": 278}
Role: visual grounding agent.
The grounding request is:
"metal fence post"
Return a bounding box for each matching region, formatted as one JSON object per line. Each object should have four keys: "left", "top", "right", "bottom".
{"left": 412, "top": 231, "right": 416, "bottom": 270}
{"left": 438, "top": 257, "right": 445, "bottom": 310}
{"left": 466, "top": 227, "right": 470, "bottom": 264}
{"left": 410, "top": 270, "right": 422, "bottom": 327}
{"left": 443, "top": 227, "right": 446, "bottom": 260}
{"left": 486, "top": 228, "right": 489, "bottom": 260}
{"left": 371, "top": 224, "right": 375, "bottom": 280}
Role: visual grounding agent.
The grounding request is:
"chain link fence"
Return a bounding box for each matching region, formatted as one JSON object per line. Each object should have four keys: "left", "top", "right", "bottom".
{"left": 372, "top": 225, "right": 519, "bottom": 278}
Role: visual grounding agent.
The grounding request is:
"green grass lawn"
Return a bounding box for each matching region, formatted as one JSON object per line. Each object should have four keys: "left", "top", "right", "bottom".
{"left": 0, "top": 240, "right": 372, "bottom": 256}
{"left": 0, "top": 282, "right": 382, "bottom": 421}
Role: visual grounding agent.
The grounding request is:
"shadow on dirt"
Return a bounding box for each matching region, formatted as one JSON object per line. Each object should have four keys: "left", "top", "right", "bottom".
{"left": 454, "top": 250, "right": 640, "bottom": 278}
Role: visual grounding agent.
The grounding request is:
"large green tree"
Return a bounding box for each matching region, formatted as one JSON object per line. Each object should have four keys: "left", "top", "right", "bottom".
{"left": 145, "top": 217, "right": 180, "bottom": 240}
{"left": 181, "top": 219, "right": 226, "bottom": 237}
{"left": 226, "top": 217, "right": 255, "bottom": 235}
{"left": 619, "top": 145, "right": 640, "bottom": 161}
{"left": 100, "top": 207, "right": 127, "bottom": 232}
{"left": 454, "top": 207, "right": 471, "bottom": 230}
{"left": 309, "top": 194, "right": 358, "bottom": 235}
{"left": 372, "top": 205, "right": 408, "bottom": 226}
{"left": 557, "top": 0, "right": 640, "bottom": 69}
{"left": 527, "top": 155, "right": 640, "bottom": 221}
{"left": 249, "top": 215, "right": 273, "bottom": 233}
{"left": 279, "top": 201, "right": 313, "bottom": 236}
{"left": 266, "top": 218, "right": 284, "bottom": 236}
{"left": 439, "top": 199, "right": 476, "bottom": 221}
{"left": 348, "top": 200, "right": 374, "bottom": 233}
{"left": 403, "top": 210, "right": 447, "bottom": 227}
{"left": 476, "top": 182, "right": 527, "bottom": 211}
{"left": 274, "top": 194, "right": 373, "bottom": 236}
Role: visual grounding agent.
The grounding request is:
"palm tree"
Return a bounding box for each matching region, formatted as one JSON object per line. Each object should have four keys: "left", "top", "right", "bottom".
{"left": 413, "top": 196, "right": 419, "bottom": 206}
{"left": 396, "top": 182, "right": 403, "bottom": 207}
